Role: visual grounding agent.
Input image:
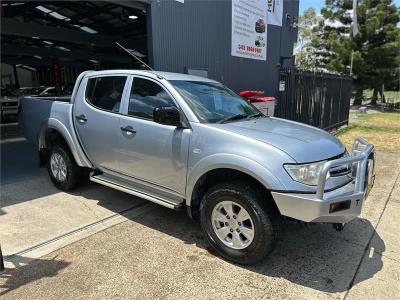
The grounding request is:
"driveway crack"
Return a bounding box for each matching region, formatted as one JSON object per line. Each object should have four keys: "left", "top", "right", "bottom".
{"left": 80, "top": 199, "right": 102, "bottom": 221}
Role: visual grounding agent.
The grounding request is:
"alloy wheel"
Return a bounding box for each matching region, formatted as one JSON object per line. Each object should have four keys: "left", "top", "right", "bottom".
{"left": 211, "top": 200, "right": 255, "bottom": 250}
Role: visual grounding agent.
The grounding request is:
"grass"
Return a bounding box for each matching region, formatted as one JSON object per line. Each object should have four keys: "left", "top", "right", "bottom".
{"left": 336, "top": 112, "right": 400, "bottom": 152}
{"left": 363, "top": 89, "right": 400, "bottom": 103}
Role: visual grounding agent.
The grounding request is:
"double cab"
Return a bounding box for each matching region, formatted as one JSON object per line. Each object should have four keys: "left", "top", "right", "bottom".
{"left": 20, "top": 70, "right": 375, "bottom": 264}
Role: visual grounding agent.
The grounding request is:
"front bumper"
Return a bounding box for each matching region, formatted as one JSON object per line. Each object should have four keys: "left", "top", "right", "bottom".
{"left": 271, "top": 138, "right": 375, "bottom": 223}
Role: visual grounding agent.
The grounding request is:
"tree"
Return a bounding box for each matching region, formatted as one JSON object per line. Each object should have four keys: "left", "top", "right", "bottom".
{"left": 358, "top": 0, "right": 400, "bottom": 104}
{"left": 313, "top": 0, "right": 400, "bottom": 105}
{"left": 295, "top": 7, "right": 323, "bottom": 70}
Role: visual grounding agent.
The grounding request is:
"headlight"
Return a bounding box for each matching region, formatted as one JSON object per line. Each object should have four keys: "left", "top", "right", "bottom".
{"left": 284, "top": 161, "right": 329, "bottom": 186}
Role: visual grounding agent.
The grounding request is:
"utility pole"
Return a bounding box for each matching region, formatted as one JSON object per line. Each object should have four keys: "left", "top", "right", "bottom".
{"left": 349, "top": 50, "right": 354, "bottom": 76}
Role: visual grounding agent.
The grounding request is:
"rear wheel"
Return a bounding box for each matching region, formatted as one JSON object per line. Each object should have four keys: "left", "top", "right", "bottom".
{"left": 200, "top": 181, "right": 280, "bottom": 265}
{"left": 47, "top": 142, "right": 87, "bottom": 190}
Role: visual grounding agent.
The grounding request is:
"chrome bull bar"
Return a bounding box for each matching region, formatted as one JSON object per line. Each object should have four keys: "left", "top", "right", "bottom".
{"left": 316, "top": 138, "right": 374, "bottom": 200}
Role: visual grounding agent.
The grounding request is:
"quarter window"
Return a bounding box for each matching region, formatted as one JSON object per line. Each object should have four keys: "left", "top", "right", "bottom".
{"left": 128, "top": 77, "right": 176, "bottom": 120}
{"left": 85, "top": 76, "right": 127, "bottom": 112}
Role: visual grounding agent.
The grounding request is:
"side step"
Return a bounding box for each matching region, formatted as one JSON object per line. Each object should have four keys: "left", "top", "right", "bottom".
{"left": 90, "top": 174, "right": 184, "bottom": 210}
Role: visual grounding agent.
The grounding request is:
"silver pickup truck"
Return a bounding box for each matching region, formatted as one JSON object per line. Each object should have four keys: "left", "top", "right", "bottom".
{"left": 20, "top": 70, "right": 375, "bottom": 264}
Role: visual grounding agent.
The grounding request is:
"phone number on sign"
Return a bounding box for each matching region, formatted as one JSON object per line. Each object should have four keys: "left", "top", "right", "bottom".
{"left": 237, "top": 44, "right": 262, "bottom": 54}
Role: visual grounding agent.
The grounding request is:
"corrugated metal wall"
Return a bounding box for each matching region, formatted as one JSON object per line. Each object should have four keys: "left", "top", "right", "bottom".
{"left": 149, "top": 0, "right": 299, "bottom": 96}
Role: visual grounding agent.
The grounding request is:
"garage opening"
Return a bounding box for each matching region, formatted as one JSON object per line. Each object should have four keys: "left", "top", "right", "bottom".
{"left": 1, "top": 1, "right": 150, "bottom": 97}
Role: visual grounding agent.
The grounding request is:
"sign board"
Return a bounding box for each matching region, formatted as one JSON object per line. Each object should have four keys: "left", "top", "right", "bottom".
{"left": 231, "top": 0, "right": 267, "bottom": 61}
{"left": 252, "top": 101, "right": 275, "bottom": 116}
{"left": 279, "top": 80, "right": 285, "bottom": 91}
{"left": 187, "top": 68, "right": 208, "bottom": 78}
{"left": 266, "top": 0, "right": 283, "bottom": 26}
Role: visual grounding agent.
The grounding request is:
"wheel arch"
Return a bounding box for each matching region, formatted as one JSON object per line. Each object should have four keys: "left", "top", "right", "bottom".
{"left": 186, "top": 155, "right": 284, "bottom": 219}
{"left": 38, "top": 118, "right": 90, "bottom": 167}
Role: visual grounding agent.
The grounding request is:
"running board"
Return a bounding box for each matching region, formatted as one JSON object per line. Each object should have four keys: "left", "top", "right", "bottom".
{"left": 90, "top": 174, "right": 184, "bottom": 210}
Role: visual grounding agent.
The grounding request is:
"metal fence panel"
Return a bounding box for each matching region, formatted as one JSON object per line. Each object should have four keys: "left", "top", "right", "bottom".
{"left": 276, "top": 68, "right": 352, "bottom": 131}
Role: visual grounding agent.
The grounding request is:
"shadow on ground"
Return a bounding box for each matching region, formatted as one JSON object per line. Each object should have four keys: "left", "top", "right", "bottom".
{"left": 0, "top": 179, "right": 385, "bottom": 295}
{"left": 0, "top": 120, "right": 387, "bottom": 295}
{"left": 0, "top": 255, "right": 70, "bottom": 297}
{"left": 122, "top": 206, "right": 384, "bottom": 293}
{"left": 1, "top": 177, "right": 385, "bottom": 294}
{"left": 0, "top": 120, "right": 44, "bottom": 186}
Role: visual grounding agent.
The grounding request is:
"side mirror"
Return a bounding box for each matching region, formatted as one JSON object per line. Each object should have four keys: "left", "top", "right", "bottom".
{"left": 153, "top": 106, "right": 183, "bottom": 127}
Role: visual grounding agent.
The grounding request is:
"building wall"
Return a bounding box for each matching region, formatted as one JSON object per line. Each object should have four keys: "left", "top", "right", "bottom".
{"left": 149, "top": 0, "right": 299, "bottom": 96}
{"left": 1, "top": 63, "right": 36, "bottom": 88}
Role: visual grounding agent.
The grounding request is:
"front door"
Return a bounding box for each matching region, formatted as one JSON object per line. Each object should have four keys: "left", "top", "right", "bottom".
{"left": 116, "top": 76, "right": 190, "bottom": 195}
{"left": 73, "top": 75, "right": 129, "bottom": 171}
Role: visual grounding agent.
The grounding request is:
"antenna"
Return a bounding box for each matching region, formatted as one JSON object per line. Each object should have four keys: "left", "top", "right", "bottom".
{"left": 115, "top": 42, "right": 153, "bottom": 71}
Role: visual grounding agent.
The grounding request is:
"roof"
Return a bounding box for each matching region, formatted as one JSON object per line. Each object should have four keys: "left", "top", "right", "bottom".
{"left": 148, "top": 71, "right": 218, "bottom": 82}
{"left": 2, "top": 1, "right": 149, "bottom": 68}
{"left": 85, "top": 69, "right": 219, "bottom": 83}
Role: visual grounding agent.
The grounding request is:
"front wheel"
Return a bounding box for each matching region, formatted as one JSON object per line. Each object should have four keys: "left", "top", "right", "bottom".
{"left": 200, "top": 181, "right": 279, "bottom": 265}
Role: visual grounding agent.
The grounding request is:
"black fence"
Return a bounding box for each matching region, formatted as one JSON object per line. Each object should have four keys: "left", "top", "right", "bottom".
{"left": 275, "top": 68, "right": 353, "bottom": 131}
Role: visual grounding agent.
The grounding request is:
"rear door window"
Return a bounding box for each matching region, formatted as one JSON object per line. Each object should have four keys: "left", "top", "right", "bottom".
{"left": 128, "top": 77, "right": 176, "bottom": 120}
{"left": 85, "top": 76, "right": 127, "bottom": 112}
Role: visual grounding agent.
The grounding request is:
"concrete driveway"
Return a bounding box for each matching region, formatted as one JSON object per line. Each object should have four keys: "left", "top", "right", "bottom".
{"left": 0, "top": 121, "right": 399, "bottom": 299}
{"left": 0, "top": 121, "right": 148, "bottom": 263}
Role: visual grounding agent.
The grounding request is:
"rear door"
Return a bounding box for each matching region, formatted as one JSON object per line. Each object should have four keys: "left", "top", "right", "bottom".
{"left": 73, "top": 74, "right": 129, "bottom": 171}
{"left": 116, "top": 76, "right": 190, "bottom": 195}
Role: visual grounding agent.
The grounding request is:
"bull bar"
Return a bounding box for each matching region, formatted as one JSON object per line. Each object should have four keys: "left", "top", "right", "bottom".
{"left": 271, "top": 138, "right": 375, "bottom": 223}
{"left": 316, "top": 137, "right": 374, "bottom": 200}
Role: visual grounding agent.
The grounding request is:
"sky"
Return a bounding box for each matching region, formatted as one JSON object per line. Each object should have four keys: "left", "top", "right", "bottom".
{"left": 299, "top": 0, "right": 400, "bottom": 14}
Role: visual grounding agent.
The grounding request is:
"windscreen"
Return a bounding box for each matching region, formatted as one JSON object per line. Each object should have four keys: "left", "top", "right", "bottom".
{"left": 170, "top": 80, "right": 260, "bottom": 123}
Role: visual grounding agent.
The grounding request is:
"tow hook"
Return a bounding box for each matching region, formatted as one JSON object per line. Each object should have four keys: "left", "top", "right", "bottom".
{"left": 333, "top": 223, "right": 345, "bottom": 231}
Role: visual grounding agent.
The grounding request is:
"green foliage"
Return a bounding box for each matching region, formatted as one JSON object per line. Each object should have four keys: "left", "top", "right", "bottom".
{"left": 295, "top": 7, "right": 323, "bottom": 69}
{"left": 299, "top": 0, "right": 400, "bottom": 103}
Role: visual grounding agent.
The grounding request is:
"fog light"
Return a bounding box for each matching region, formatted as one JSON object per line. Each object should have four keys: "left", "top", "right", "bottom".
{"left": 329, "top": 200, "right": 351, "bottom": 213}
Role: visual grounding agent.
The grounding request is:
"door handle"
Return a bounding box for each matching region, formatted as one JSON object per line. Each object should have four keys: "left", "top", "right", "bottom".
{"left": 120, "top": 126, "right": 136, "bottom": 135}
{"left": 75, "top": 114, "right": 87, "bottom": 124}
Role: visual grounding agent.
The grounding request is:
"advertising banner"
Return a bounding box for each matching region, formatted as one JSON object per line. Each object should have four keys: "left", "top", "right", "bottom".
{"left": 266, "top": 0, "right": 283, "bottom": 26}
{"left": 231, "top": 0, "right": 267, "bottom": 61}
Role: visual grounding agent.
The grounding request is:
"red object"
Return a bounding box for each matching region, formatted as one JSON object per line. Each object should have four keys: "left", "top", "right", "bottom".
{"left": 240, "top": 90, "right": 275, "bottom": 102}
{"left": 248, "top": 96, "right": 275, "bottom": 102}
{"left": 240, "top": 90, "right": 264, "bottom": 99}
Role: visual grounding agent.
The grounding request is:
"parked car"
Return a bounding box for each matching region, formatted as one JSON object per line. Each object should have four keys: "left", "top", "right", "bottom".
{"left": 19, "top": 70, "right": 375, "bottom": 264}
{"left": 0, "top": 88, "right": 20, "bottom": 122}
{"left": 36, "top": 86, "right": 56, "bottom": 97}
{"left": 255, "top": 18, "right": 265, "bottom": 33}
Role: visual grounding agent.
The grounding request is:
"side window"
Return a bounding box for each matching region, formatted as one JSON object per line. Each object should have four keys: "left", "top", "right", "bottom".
{"left": 85, "top": 76, "right": 127, "bottom": 112}
{"left": 128, "top": 77, "right": 176, "bottom": 120}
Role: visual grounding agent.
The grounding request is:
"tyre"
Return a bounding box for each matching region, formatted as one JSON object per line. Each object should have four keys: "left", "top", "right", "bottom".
{"left": 200, "top": 181, "right": 280, "bottom": 265}
{"left": 47, "top": 142, "right": 86, "bottom": 191}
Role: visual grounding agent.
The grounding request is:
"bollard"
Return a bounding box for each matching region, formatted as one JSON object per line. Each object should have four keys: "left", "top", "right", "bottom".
{"left": 0, "top": 245, "right": 4, "bottom": 271}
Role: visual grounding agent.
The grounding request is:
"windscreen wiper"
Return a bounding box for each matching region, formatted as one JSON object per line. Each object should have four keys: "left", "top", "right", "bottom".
{"left": 216, "top": 113, "right": 248, "bottom": 124}
{"left": 246, "top": 112, "right": 265, "bottom": 120}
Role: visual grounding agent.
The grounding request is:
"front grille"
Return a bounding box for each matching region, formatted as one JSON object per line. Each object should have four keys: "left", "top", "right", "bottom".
{"left": 330, "top": 165, "right": 351, "bottom": 177}
{"left": 328, "top": 151, "right": 351, "bottom": 177}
